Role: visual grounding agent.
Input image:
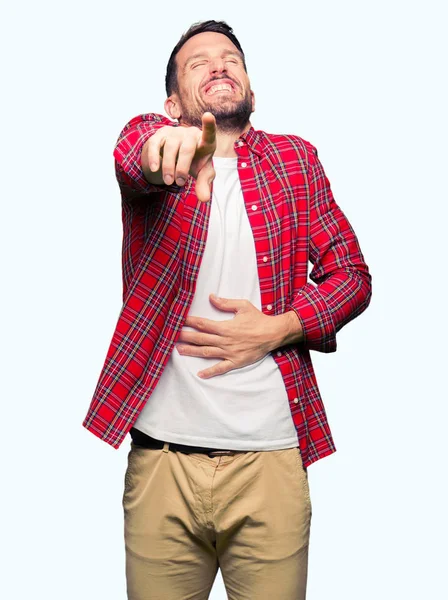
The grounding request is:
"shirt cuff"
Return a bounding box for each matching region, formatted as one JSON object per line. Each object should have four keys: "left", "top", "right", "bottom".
{"left": 289, "top": 282, "right": 337, "bottom": 353}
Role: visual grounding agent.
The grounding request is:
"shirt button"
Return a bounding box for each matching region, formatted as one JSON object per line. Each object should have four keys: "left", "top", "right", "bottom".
{"left": 276, "top": 351, "right": 282, "bottom": 357}
{"left": 241, "top": 162, "right": 247, "bottom": 168}
{"left": 267, "top": 304, "right": 273, "bottom": 311}
{"left": 251, "top": 205, "right": 257, "bottom": 211}
{"left": 238, "top": 141, "right": 244, "bottom": 147}
{"left": 293, "top": 397, "right": 299, "bottom": 404}
{"left": 263, "top": 256, "right": 268, "bottom": 263}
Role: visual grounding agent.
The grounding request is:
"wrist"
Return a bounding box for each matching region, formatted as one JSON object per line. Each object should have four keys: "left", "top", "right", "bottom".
{"left": 270, "top": 311, "right": 304, "bottom": 350}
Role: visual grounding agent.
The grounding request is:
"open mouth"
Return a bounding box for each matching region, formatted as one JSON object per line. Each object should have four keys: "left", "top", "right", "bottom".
{"left": 207, "top": 84, "right": 233, "bottom": 95}
{"left": 203, "top": 79, "right": 236, "bottom": 96}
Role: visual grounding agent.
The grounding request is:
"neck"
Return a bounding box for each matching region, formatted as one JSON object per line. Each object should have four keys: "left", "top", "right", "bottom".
{"left": 178, "top": 118, "right": 252, "bottom": 158}
{"left": 214, "top": 121, "right": 252, "bottom": 157}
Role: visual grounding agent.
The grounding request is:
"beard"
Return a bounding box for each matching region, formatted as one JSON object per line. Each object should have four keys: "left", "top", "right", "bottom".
{"left": 178, "top": 92, "right": 253, "bottom": 134}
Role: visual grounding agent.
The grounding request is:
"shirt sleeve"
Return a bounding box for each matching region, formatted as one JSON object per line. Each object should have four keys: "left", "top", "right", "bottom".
{"left": 289, "top": 145, "right": 372, "bottom": 353}
{"left": 113, "top": 113, "right": 181, "bottom": 198}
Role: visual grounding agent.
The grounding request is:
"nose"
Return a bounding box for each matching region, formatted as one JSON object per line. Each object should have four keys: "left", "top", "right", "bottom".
{"left": 209, "top": 58, "right": 227, "bottom": 76}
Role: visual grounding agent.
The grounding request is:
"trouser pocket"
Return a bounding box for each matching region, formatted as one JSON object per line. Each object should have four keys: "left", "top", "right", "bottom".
{"left": 295, "top": 448, "right": 312, "bottom": 513}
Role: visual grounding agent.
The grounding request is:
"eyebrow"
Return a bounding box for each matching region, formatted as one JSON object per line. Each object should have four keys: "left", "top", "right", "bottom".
{"left": 183, "top": 50, "right": 243, "bottom": 71}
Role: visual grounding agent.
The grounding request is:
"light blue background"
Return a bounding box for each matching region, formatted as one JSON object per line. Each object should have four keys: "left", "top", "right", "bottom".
{"left": 1, "top": 0, "right": 446, "bottom": 598}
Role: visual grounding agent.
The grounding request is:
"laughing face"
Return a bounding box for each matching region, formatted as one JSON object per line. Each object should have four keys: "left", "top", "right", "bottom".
{"left": 165, "top": 31, "right": 255, "bottom": 133}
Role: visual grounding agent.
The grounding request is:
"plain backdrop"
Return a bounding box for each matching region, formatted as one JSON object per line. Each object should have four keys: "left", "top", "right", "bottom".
{"left": 1, "top": 0, "right": 447, "bottom": 598}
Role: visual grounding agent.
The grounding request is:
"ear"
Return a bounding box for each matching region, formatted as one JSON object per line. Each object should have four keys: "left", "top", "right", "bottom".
{"left": 250, "top": 90, "right": 256, "bottom": 113}
{"left": 165, "top": 95, "right": 182, "bottom": 120}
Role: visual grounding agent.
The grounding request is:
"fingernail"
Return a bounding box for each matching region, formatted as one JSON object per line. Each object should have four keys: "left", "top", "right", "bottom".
{"left": 150, "top": 162, "right": 158, "bottom": 171}
{"left": 164, "top": 174, "right": 173, "bottom": 185}
{"left": 176, "top": 177, "right": 185, "bottom": 186}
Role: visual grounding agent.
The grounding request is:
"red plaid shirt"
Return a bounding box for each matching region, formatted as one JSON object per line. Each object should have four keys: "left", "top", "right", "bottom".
{"left": 82, "top": 113, "right": 372, "bottom": 467}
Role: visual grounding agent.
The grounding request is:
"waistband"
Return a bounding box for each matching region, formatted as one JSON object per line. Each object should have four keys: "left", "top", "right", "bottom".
{"left": 130, "top": 427, "right": 243, "bottom": 457}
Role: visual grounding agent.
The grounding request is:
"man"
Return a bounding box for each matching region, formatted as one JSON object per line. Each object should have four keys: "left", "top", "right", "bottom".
{"left": 82, "top": 20, "right": 372, "bottom": 600}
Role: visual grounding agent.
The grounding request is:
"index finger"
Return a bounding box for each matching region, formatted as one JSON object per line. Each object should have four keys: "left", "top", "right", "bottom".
{"left": 184, "top": 315, "right": 223, "bottom": 334}
{"left": 200, "top": 112, "right": 216, "bottom": 148}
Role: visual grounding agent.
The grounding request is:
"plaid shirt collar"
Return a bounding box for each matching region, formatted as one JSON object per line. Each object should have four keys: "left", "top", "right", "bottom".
{"left": 239, "top": 126, "right": 265, "bottom": 158}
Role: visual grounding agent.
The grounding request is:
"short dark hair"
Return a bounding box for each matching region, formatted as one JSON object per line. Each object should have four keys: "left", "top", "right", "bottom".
{"left": 165, "top": 20, "right": 247, "bottom": 97}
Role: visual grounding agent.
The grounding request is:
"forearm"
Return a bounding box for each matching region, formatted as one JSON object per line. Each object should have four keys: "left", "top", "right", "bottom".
{"left": 290, "top": 265, "right": 371, "bottom": 353}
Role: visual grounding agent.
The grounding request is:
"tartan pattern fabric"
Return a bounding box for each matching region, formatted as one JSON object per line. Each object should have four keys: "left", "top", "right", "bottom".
{"left": 82, "top": 113, "right": 372, "bottom": 468}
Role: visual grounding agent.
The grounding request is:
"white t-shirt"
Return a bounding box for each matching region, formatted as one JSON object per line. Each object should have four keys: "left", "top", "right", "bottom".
{"left": 133, "top": 156, "right": 298, "bottom": 450}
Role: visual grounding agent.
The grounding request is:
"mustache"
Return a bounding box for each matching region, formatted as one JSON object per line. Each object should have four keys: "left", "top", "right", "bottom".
{"left": 202, "top": 76, "right": 238, "bottom": 89}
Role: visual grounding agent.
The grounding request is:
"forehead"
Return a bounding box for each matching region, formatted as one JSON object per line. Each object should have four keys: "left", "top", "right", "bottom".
{"left": 176, "top": 31, "right": 241, "bottom": 68}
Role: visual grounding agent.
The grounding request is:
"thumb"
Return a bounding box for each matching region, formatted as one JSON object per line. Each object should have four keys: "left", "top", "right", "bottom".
{"left": 195, "top": 162, "right": 215, "bottom": 203}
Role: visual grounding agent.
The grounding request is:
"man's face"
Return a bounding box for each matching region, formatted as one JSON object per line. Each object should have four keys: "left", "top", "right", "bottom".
{"left": 167, "top": 31, "right": 255, "bottom": 133}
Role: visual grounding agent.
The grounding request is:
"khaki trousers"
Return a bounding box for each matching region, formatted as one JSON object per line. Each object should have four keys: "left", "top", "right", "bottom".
{"left": 123, "top": 441, "right": 312, "bottom": 600}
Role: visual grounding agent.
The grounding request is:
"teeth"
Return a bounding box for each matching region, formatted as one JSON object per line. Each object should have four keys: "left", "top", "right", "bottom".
{"left": 207, "top": 83, "right": 233, "bottom": 95}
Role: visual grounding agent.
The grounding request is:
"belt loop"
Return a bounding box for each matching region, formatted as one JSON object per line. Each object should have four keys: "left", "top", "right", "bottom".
{"left": 163, "top": 442, "right": 170, "bottom": 453}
